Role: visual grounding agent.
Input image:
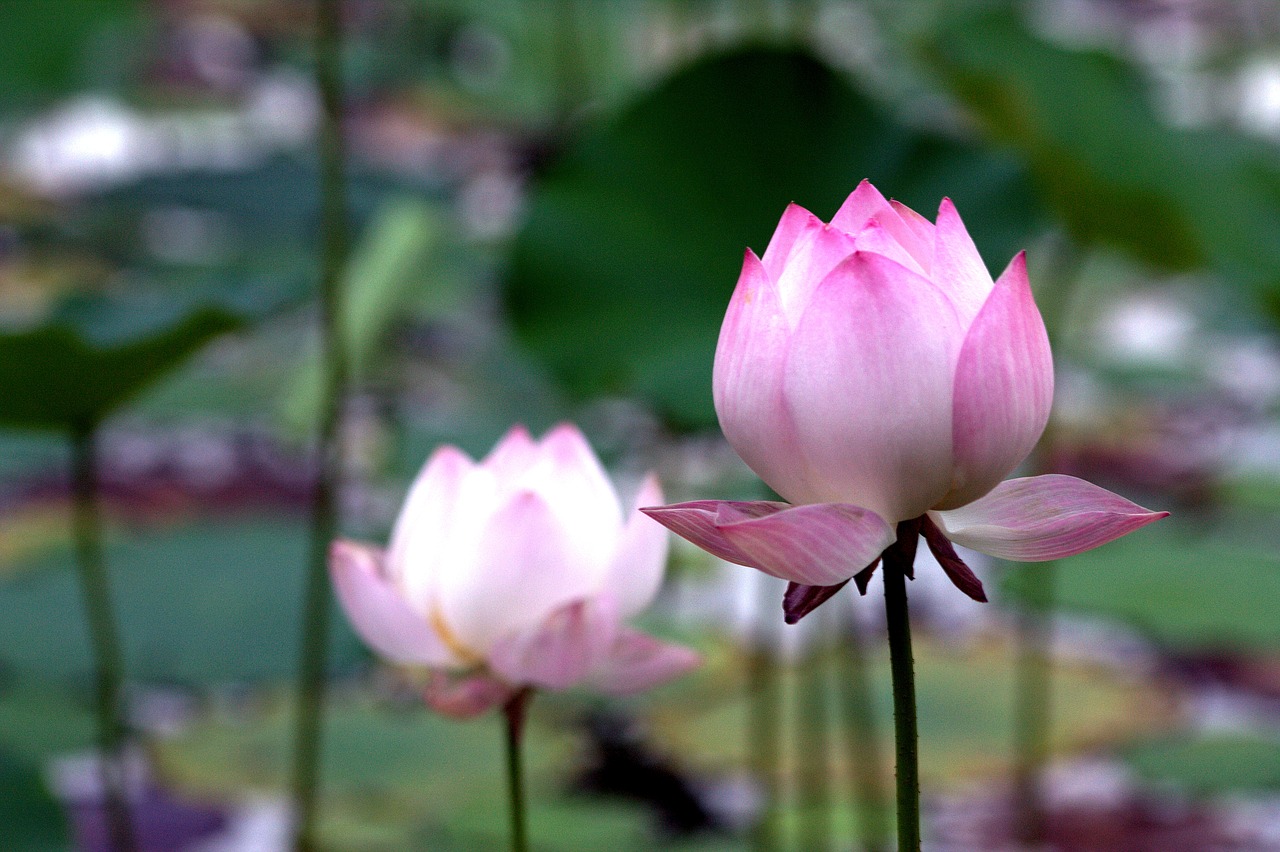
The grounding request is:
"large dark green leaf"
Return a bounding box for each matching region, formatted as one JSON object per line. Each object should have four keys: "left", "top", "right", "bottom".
{"left": 925, "top": 9, "right": 1280, "bottom": 312}
{"left": 1001, "top": 524, "right": 1280, "bottom": 652}
{"left": 0, "top": 750, "right": 69, "bottom": 851}
{"left": 0, "top": 517, "right": 363, "bottom": 685}
{"left": 507, "top": 46, "right": 1043, "bottom": 428}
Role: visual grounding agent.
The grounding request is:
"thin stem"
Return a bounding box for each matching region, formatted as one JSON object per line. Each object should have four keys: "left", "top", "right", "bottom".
{"left": 1012, "top": 563, "right": 1056, "bottom": 848}
{"left": 290, "top": 0, "right": 350, "bottom": 848}
{"left": 70, "top": 423, "right": 136, "bottom": 852}
{"left": 746, "top": 576, "right": 783, "bottom": 851}
{"left": 840, "top": 603, "right": 889, "bottom": 852}
{"left": 882, "top": 523, "right": 920, "bottom": 851}
{"left": 504, "top": 690, "right": 533, "bottom": 852}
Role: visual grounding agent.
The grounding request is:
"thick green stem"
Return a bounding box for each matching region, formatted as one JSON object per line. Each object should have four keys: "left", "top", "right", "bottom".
{"left": 1012, "top": 562, "right": 1057, "bottom": 847}
{"left": 504, "top": 691, "right": 533, "bottom": 852}
{"left": 747, "top": 579, "right": 783, "bottom": 851}
{"left": 882, "top": 524, "right": 920, "bottom": 851}
{"left": 70, "top": 423, "right": 136, "bottom": 852}
{"left": 290, "top": 0, "right": 350, "bottom": 848}
{"left": 840, "top": 604, "right": 889, "bottom": 852}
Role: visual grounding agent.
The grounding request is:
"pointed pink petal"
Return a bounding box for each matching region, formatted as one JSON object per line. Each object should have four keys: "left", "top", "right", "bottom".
{"left": 941, "top": 252, "right": 1054, "bottom": 509}
{"left": 423, "top": 670, "right": 514, "bottom": 719}
{"left": 830, "top": 179, "right": 893, "bottom": 232}
{"left": 605, "top": 474, "right": 670, "bottom": 619}
{"left": 439, "top": 490, "right": 601, "bottom": 653}
{"left": 853, "top": 220, "right": 927, "bottom": 277}
{"left": 713, "top": 251, "right": 814, "bottom": 504}
{"left": 932, "top": 197, "right": 993, "bottom": 324}
{"left": 890, "top": 200, "right": 936, "bottom": 271}
{"left": 771, "top": 216, "right": 859, "bottom": 324}
{"left": 782, "top": 251, "right": 962, "bottom": 520}
{"left": 329, "top": 540, "right": 457, "bottom": 667}
{"left": 387, "top": 445, "right": 477, "bottom": 609}
{"left": 640, "top": 500, "right": 787, "bottom": 567}
{"left": 589, "top": 629, "right": 701, "bottom": 695}
{"left": 481, "top": 424, "right": 539, "bottom": 480}
{"left": 715, "top": 502, "right": 895, "bottom": 586}
{"left": 931, "top": 475, "right": 1168, "bottom": 562}
{"left": 760, "top": 202, "right": 822, "bottom": 280}
{"left": 528, "top": 423, "right": 624, "bottom": 565}
{"left": 489, "top": 597, "right": 618, "bottom": 690}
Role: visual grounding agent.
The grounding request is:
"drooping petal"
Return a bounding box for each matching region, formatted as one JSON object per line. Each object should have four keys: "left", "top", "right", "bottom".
{"left": 423, "top": 670, "right": 514, "bottom": 719}
{"left": 604, "top": 474, "right": 670, "bottom": 619}
{"left": 489, "top": 597, "right": 618, "bottom": 690}
{"left": 932, "top": 197, "right": 994, "bottom": 324}
{"left": 783, "top": 579, "right": 850, "bottom": 624}
{"left": 715, "top": 502, "right": 896, "bottom": 586}
{"left": 760, "top": 202, "right": 822, "bottom": 281}
{"left": 920, "top": 516, "right": 987, "bottom": 602}
{"left": 713, "top": 250, "right": 815, "bottom": 504}
{"left": 781, "top": 251, "right": 962, "bottom": 520}
{"left": 329, "top": 540, "right": 459, "bottom": 667}
{"left": 439, "top": 490, "right": 601, "bottom": 653}
{"left": 589, "top": 630, "right": 702, "bottom": 695}
{"left": 640, "top": 500, "right": 788, "bottom": 567}
{"left": 930, "top": 474, "right": 1168, "bottom": 561}
{"left": 940, "top": 252, "right": 1054, "bottom": 509}
{"left": 386, "top": 445, "right": 478, "bottom": 609}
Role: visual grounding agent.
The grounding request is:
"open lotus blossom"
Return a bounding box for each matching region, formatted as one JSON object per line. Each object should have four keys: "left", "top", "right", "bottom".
{"left": 642, "top": 180, "right": 1166, "bottom": 618}
{"left": 331, "top": 424, "right": 699, "bottom": 717}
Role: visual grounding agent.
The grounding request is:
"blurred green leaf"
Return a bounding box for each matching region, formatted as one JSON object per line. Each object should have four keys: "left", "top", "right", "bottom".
{"left": 1126, "top": 734, "right": 1280, "bottom": 795}
{"left": 283, "top": 198, "right": 454, "bottom": 429}
{"left": 507, "top": 46, "right": 1043, "bottom": 428}
{"left": 925, "top": 9, "right": 1280, "bottom": 312}
{"left": 0, "top": 517, "right": 363, "bottom": 685}
{"left": 0, "top": 749, "right": 69, "bottom": 851}
{"left": 0, "top": 0, "right": 139, "bottom": 107}
{"left": 1001, "top": 524, "right": 1280, "bottom": 651}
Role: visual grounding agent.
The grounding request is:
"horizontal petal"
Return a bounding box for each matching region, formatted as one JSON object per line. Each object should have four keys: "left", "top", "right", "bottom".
{"left": 589, "top": 630, "right": 701, "bottom": 695}
{"left": 440, "top": 490, "right": 601, "bottom": 653}
{"left": 716, "top": 502, "right": 895, "bottom": 586}
{"left": 329, "top": 540, "right": 458, "bottom": 667}
{"left": 783, "top": 580, "right": 850, "bottom": 624}
{"left": 940, "top": 252, "right": 1054, "bottom": 509}
{"left": 713, "top": 251, "right": 816, "bottom": 506}
{"left": 932, "top": 197, "right": 993, "bottom": 324}
{"left": 423, "top": 670, "right": 514, "bottom": 719}
{"left": 489, "top": 597, "right": 617, "bottom": 690}
{"left": 605, "top": 474, "right": 670, "bottom": 619}
{"left": 782, "top": 251, "right": 962, "bottom": 519}
{"left": 640, "top": 500, "right": 788, "bottom": 567}
{"left": 931, "top": 474, "right": 1168, "bottom": 562}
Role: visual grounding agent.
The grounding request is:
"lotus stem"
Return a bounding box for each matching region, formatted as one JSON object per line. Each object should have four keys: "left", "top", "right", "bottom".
{"left": 289, "top": 0, "right": 350, "bottom": 847}
{"left": 70, "top": 422, "right": 136, "bottom": 852}
{"left": 882, "top": 522, "right": 920, "bottom": 851}
{"left": 1012, "top": 561, "right": 1057, "bottom": 847}
{"left": 503, "top": 690, "right": 533, "bottom": 852}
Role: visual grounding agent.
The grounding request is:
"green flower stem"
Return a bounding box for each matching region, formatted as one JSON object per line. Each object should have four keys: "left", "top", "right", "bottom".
{"left": 882, "top": 523, "right": 920, "bottom": 851}
{"left": 70, "top": 422, "right": 136, "bottom": 852}
{"left": 1012, "top": 561, "right": 1057, "bottom": 846}
{"left": 290, "top": 0, "right": 351, "bottom": 847}
{"left": 840, "top": 604, "right": 889, "bottom": 852}
{"left": 747, "top": 581, "right": 783, "bottom": 851}
{"left": 504, "top": 690, "right": 534, "bottom": 852}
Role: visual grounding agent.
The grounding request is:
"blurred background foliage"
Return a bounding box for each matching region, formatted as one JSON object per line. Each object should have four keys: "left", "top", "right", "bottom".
{"left": 3, "top": 0, "right": 1280, "bottom": 848}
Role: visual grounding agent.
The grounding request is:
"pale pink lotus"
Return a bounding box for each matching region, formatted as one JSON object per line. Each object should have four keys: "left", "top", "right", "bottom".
{"left": 331, "top": 424, "right": 699, "bottom": 716}
{"left": 643, "top": 181, "right": 1166, "bottom": 609}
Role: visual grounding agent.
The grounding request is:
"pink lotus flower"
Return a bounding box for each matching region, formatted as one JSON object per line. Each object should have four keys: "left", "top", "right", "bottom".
{"left": 643, "top": 181, "right": 1166, "bottom": 614}
{"left": 331, "top": 424, "right": 699, "bottom": 716}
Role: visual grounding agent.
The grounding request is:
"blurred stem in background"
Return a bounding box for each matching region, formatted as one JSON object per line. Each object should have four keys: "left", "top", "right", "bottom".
{"left": 747, "top": 575, "right": 783, "bottom": 851}
{"left": 798, "top": 606, "right": 834, "bottom": 851}
{"left": 290, "top": 0, "right": 351, "bottom": 847}
{"left": 1011, "top": 562, "right": 1056, "bottom": 847}
{"left": 840, "top": 600, "right": 889, "bottom": 852}
{"left": 70, "top": 421, "right": 136, "bottom": 852}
